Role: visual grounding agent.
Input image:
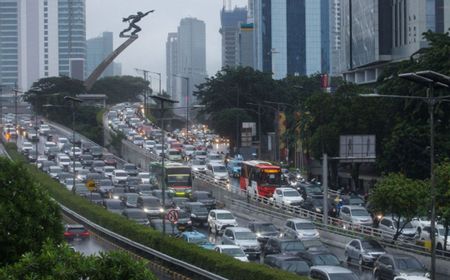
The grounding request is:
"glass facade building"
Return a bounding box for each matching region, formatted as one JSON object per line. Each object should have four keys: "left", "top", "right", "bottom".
{"left": 220, "top": 7, "right": 247, "bottom": 68}
{"left": 86, "top": 31, "right": 113, "bottom": 78}
{"left": 0, "top": 0, "right": 19, "bottom": 87}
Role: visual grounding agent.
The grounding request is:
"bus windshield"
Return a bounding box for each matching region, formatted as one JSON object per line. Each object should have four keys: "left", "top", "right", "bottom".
{"left": 259, "top": 171, "right": 280, "bottom": 185}
{"left": 167, "top": 174, "right": 191, "bottom": 185}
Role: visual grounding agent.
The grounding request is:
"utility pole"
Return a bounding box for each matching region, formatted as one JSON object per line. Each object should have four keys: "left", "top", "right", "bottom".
{"left": 135, "top": 68, "right": 151, "bottom": 117}
{"left": 64, "top": 96, "right": 83, "bottom": 193}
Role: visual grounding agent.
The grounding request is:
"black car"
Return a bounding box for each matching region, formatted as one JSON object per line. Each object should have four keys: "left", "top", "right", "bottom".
{"left": 295, "top": 182, "right": 323, "bottom": 199}
{"left": 126, "top": 177, "right": 142, "bottom": 192}
{"left": 264, "top": 254, "right": 310, "bottom": 276}
{"left": 123, "top": 163, "right": 139, "bottom": 177}
{"left": 262, "top": 237, "right": 306, "bottom": 257}
{"left": 103, "top": 198, "right": 125, "bottom": 214}
{"left": 171, "top": 197, "right": 190, "bottom": 208}
{"left": 296, "top": 250, "right": 341, "bottom": 267}
{"left": 189, "top": 191, "right": 216, "bottom": 210}
{"left": 373, "top": 254, "right": 429, "bottom": 280}
{"left": 137, "top": 195, "right": 163, "bottom": 217}
{"left": 174, "top": 209, "right": 192, "bottom": 232}
{"left": 301, "top": 239, "right": 329, "bottom": 252}
{"left": 110, "top": 187, "right": 126, "bottom": 201}
{"left": 80, "top": 154, "right": 94, "bottom": 167}
{"left": 122, "top": 209, "right": 150, "bottom": 226}
{"left": 150, "top": 219, "right": 180, "bottom": 236}
{"left": 300, "top": 196, "right": 337, "bottom": 217}
{"left": 86, "top": 192, "right": 103, "bottom": 205}
{"left": 90, "top": 146, "right": 103, "bottom": 159}
{"left": 183, "top": 202, "right": 209, "bottom": 226}
{"left": 152, "top": 190, "right": 174, "bottom": 208}
{"left": 248, "top": 221, "right": 279, "bottom": 245}
{"left": 123, "top": 192, "right": 139, "bottom": 208}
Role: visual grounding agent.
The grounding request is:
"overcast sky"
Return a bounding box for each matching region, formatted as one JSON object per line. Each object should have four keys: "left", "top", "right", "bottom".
{"left": 86, "top": 0, "right": 248, "bottom": 91}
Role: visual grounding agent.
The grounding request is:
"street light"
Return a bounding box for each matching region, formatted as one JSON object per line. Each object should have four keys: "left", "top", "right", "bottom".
{"left": 246, "top": 103, "right": 262, "bottom": 158}
{"left": 173, "top": 75, "right": 190, "bottom": 136}
{"left": 150, "top": 94, "right": 178, "bottom": 235}
{"left": 64, "top": 96, "right": 83, "bottom": 193}
{"left": 361, "top": 70, "right": 450, "bottom": 280}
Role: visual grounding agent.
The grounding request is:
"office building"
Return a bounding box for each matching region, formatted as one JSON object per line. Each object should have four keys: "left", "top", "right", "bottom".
{"left": 330, "top": 0, "right": 343, "bottom": 75}
{"left": 87, "top": 32, "right": 114, "bottom": 78}
{"left": 58, "top": 0, "right": 86, "bottom": 80}
{"left": 166, "top": 18, "right": 207, "bottom": 111}
{"left": 220, "top": 6, "right": 248, "bottom": 68}
{"left": 340, "top": 0, "right": 450, "bottom": 84}
{"left": 166, "top": 32, "right": 178, "bottom": 100}
{"left": 252, "top": 0, "right": 330, "bottom": 79}
{"left": 238, "top": 23, "right": 255, "bottom": 68}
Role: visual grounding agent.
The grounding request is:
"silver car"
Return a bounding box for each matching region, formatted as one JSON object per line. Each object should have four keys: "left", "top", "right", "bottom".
{"left": 339, "top": 205, "right": 373, "bottom": 228}
{"left": 345, "top": 238, "right": 386, "bottom": 266}
{"left": 283, "top": 218, "right": 320, "bottom": 240}
{"left": 378, "top": 216, "right": 417, "bottom": 242}
{"left": 221, "top": 227, "right": 260, "bottom": 258}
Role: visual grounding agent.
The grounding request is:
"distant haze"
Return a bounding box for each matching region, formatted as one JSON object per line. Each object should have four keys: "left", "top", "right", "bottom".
{"left": 86, "top": 0, "right": 248, "bottom": 90}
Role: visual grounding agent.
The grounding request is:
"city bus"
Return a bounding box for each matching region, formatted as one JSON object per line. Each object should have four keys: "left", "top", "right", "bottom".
{"left": 239, "top": 160, "right": 281, "bottom": 198}
{"left": 165, "top": 163, "right": 192, "bottom": 197}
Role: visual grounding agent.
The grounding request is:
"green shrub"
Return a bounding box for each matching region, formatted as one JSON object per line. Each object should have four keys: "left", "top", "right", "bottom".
{"left": 4, "top": 144, "right": 306, "bottom": 280}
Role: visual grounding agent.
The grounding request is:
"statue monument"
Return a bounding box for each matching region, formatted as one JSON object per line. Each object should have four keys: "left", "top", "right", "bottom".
{"left": 120, "top": 10, "right": 154, "bottom": 37}
{"left": 84, "top": 10, "right": 154, "bottom": 90}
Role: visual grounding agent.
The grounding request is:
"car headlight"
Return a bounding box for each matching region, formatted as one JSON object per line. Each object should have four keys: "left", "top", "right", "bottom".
{"left": 113, "top": 195, "right": 119, "bottom": 200}
{"left": 191, "top": 214, "right": 197, "bottom": 218}
{"left": 143, "top": 208, "right": 149, "bottom": 213}
{"left": 424, "top": 272, "right": 430, "bottom": 278}
{"left": 315, "top": 207, "right": 322, "bottom": 213}
{"left": 256, "top": 233, "right": 261, "bottom": 237}
{"left": 159, "top": 208, "right": 164, "bottom": 213}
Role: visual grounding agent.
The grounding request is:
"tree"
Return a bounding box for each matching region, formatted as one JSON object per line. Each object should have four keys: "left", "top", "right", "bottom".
{"left": 435, "top": 161, "right": 450, "bottom": 250}
{"left": 0, "top": 241, "right": 157, "bottom": 280}
{"left": 369, "top": 173, "right": 428, "bottom": 240}
{"left": 89, "top": 75, "right": 149, "bottom": 104}
{"left": 0, "top": 158, "right": 62, "bottom": 265}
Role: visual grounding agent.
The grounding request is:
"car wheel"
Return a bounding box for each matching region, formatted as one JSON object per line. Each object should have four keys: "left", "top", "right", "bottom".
{"left": 345, "top": 252, "right": 351, "bottom": 263}
{"left": 358, "top": 255, "right": 364, "bottom": 267}
{"left": 214, "top": 225, "right": 219, "bottom": 235}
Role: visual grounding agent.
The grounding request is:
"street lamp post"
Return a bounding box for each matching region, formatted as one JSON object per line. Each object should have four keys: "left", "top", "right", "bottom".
{"left": 362, "top": 70, "right": 450, "bottom": 280}
{"left": 173, "top": 75, "right": 190, "bottom": 136}
{"left": 246, "top": 103, "right": 262, "bottom": 158}
{"left": 64, "top": 96, "right": 83, "bottom": 193}
{"left": 150, "top": 95, "right": 178, "bottom": 235}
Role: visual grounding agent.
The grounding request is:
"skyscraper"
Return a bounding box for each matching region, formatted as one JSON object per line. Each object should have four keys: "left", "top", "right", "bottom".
{"left": 339, "top": 0, "right": 450, "bottom": 84}
{"left": 252, "top": 0, "right": 330, "bottom": 79}
{"left": 86, "top": 32, "right": 114, "bottom": 78}
{"left": 0, "top": 0, "right": 20, "bottom": 88}
{"left": 166, "top": 18, "right": 206, "bottom": 110}
{"left": 238, "top": 23, "right": 255, "bottom": 68}
{"left": 220, "top": 6, "right": 248, "bottom": 68}
{"left": 58, "top": 0, "right": 86, "bottom": 80}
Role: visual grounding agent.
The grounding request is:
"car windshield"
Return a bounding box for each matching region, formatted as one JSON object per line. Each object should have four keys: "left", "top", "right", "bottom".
{"left": 208, "top": 154, "right": 222, "bottom": 160}
{"left": 280, "top": 261, "right": 309, "bottom": 273}
{"left": 349, "top": 197, "right": 365, "bottom": 205}
{"left": 284, "top": 190, "right": 300, "bottom": 197}
{"left": 125, "top": 195, "right": 138, "bottom": 204}
{"left": 255, "top": 223, "right": 278, "bottom": 232}
{"left": 395, "top": 257, "right": 423, "bottom": 270}
{"left": 106, "top": 201, "right": 124, "bottom": 209}
{"left": 362, "top": 240, "right": 383, "bottom": 250}
{"left": 115, "top": 172, "right": 127, "bottom": 177}
{"left": 399, "top": 221, "right": 414, "bottom": 229}
{"left": 306, "top": 186, "right": 322, "bottom": 194}
{"left": 195, "top": 192, "right": 212, "bottom": 199}
{"left": 351, "top": 209, "right": 370, "bottom": 216}
{"left": 127, "top": 211, "right": 147, "bottom": 219}
{"left": 329, "top": 273, "right": 360, "bottom": 280}
{"left": 67, "top": 227, "right": 86, "bottom": 234}
{"left": 260, "top": 172, "right": 280, "bottom": 185}
{"left": 438, "top": 228, "right": 450, "bottom": 236}
{"left": 281, "top": 241, "right": 305, "bottom": 252}
{"left": 169, "top": 150, "right": 180, "bottom": 155}
{"left": 235, "top": 231, "right": 256, "bottom": 240}
{"left": 217, "top": 213, "right": 234, "bottom": 220}
{"left": 196, "top": 151, "right": 207, "bottom": 156}
{"left": 229, "top": 161, "right": 242, "bottom": 167}
{"left": 302, "top": 239, "right": 324, "bottom": 248}
{"left": 192, "top": 159, "right": 206, "bottom": 165}
{"left": 312, "top": 254, "right": 340, "bottom": 266}
{"left": 189, "top": 236, "right": 208, "bottom": 244}
{"left": 213, "top": 166, "right": 227, "bottom": 172}
{"left": 143, "top": 199, "right": 160, "bottom": 207}
{"left": 222, "top": 247, "right": 246, "bottom": 257}
{"left": 295, "top": 222, "right": 316, "bottom": 230}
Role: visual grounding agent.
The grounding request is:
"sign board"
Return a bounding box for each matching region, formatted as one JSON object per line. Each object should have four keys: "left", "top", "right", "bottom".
{"left": 339, "top": 135, "right": 376, "bottom": 162}
{"left": 166, "top": 209, "right": 179, "bottom": 223}
{"left": 85, "top": 179, "right": 97, "bottom": 192}
{"left": 242, "top": 122, "right": 256, "bottom": 136}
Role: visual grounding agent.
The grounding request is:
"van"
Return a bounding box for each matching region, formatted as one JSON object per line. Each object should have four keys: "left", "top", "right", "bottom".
{"left": 56, "top": 153, "right": 71, "bottom": 169}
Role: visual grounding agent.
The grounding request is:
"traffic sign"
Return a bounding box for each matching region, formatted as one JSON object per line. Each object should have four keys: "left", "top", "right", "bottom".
{"left": 166, "top": 209, "right": 179, "bottom": 223}
{"left": 85, "top": 179, "right": 96, "bottom": 192}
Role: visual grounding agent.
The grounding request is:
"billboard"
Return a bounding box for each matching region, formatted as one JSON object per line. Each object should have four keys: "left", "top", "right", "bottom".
{"left": 339, "top": 135, "right": 376, "bottom": 162}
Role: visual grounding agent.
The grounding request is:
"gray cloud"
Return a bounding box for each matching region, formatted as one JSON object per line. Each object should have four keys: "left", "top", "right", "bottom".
{"left": 86, "top": 0, "right": 248, "bottom": 91}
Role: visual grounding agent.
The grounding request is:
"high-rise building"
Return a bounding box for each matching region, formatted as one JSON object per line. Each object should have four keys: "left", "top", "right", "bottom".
{"left": 238, "top": 23, "right": 255, "bottom": 68}
{"left": 166, "top": 18, "right": 207, "bottom": 111}
{"left": 220, "top": 6, "right": 248, "bottom": 68}
{"left": 86, "top": 31, "right": 114, "bottom": 78}
{"left": 339, "top": 0, "right": 450, "bottom": 84}
{"left": 0, "top": 0, "right": 86, "bottom": 90}
{"left": 166, "top": 32, "right": 178, "bottom": 100}
{"left": 330, "top": 0, "right": 343, "bottom": 75}
{"left": 58, "top": 0, "right": 86, "bottom": 81}
{"left": 252, "top": 0, "right": 330, "bottom": 79}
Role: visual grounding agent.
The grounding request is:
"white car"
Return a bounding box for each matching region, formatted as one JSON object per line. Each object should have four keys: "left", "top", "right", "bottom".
{"left": 190, "top": 158, "right": 207, "bottom": 173}
{"left": 206, "top": 163, "right": 229, "bottom": 182}
{"left": 48, "top": 166, "right": 63, "bottom": 179}
{"left": 213, "top": 245, "right": 249, "bottom": 262}
{"left": 182, "top": 145, "right": 195, "bottom": 159}
{"left": 21, "top": 141, "right": 34, "bottom": 154}
{"left": 283, "top": 218, "right": 320, "bottom": 240}
{"left": 272, "top": 187, "right": 304, "bottom": 207}
{"left": 221, "top": 227, "right": 260, "bottom": 259}
{"left": 103, "top": 166, "right": 115, "bottom": 178}
{"left": 56, "top": 154, "right": 71, "bottom": 168}
{"left": 66, "top": 146, "right": 82, "bottom": 158}
{"left": 44, "top": 141, "right": 57, "bottom": 154}
{"left": 138, "top": 172, "right": 150, "bottom": 184}
{"left": 68, "top": 161, "right": 83, "bottom": 173}
{"left": 112, "top": 169, "right": 129, "bottom": 184}
{"left": 410, "top": 217, "right": 431, "bottom": 236}
{"left": 132, "top": 135, "right": 145, "bottom": 146}
{"left": 57, "top": 137, "right": 69, "bottom": 150}
{"left": 208, "top": 209, "right": 238, "bottom": 234}
{"left": 143, "top": 140, "right": 156, "bottom": 150}
{"left": 420, "top": 224, "right": 450, "bottom": 251}
{"left": 39, "top": 124, "right": 50, "bottom": 135}
{"left": 206, "top": 153, "right": 223, "bottom": 164}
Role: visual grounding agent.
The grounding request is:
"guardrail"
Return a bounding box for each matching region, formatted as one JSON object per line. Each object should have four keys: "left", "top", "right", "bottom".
{"left": 192, "top": 171, "right": 450, "bottom": 261}
{"left": 59, "top": 203, "right": 228, "bottom": 280}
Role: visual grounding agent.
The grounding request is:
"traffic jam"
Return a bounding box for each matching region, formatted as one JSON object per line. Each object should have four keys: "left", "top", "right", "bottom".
{"left": 8, "top": 102, "right": 440, "bottom": 280}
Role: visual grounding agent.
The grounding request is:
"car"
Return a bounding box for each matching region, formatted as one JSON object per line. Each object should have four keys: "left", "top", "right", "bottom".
{"left": 206, "top": 153, "right": 223, "bottom": 164}
{"left": 86, "top": 192, "right": 103, "bottom": 205}
{"left": 297, "top": 250, "right": 342, "bottom": 267}
{"left": 123, "top": 163, "right": 139, "bottom": 177}
{"left": 132, "top": 135, "right": 145, "bottom": 146}
{"left": 43, "top": 141, "right": 58, "bottom": 155}
{"left": 64, "top": 224, "right": 90, "bottom": 240}
{"left": 264, "top": 254, "right": 310, "bottom": 276}
{"left": 102, "top": 165, "right": 115, "bottom": 178}
{"left": 167, "top": 148, "right": 183, "bottom": 161}
{"left": 68, "top": 161, "right": 83, "bottom": 173}
{"left": 38, "top": 124, "right": 51, "bottom": 135}
{"left": 226, "top": 159, "right": 242, "bottom": 178}
{"left": 339, "top": 205, "right": 373, "bottom": 228}
{"left": 91, "top": 160, "right": 105, "bottom": 173}
{"left": 214, "top": 245, "right": 249, "bottom": 262}
{"left": 72, "top": 184, "right": 90, "bottom": 197}
{"left": 272, "top": 187, "right": 304, "bottom": 207}
{"left": 189, "top": 191, "right": 216, "bottom": 210}
{"left": 56, "top": 154, "right": 71, "bottom": 169}
{"left": 143, "top": 140, "right": 156, "bottom": 150}
{"left": 283, "top": 218, "right": 320, "bottom": 240}
{"left": 173, "top": 209, "right": 193, "bottom": 231}
{"left": 90, "top": 146, "right": 103, "bottom": 159}
{"left": 151, "top": 190, "right": 174, "bottom": 208}
{"left": 208, "top": 209, "right": 238, "bottom": 234}
{"left": 344, "top": 238, "right": 386, "bottom": 267}
{"left": 193, "top": 149, "right": 207, "bottom": 160}
{"left": 189, "top": 158, "right": 207, "bottom": 173}
{"left": 137, "top": 172, "right": 150, "bottom": 184}
{"left": 221, "top": 227, "right": 261, "bottom": 259}
{"left": 48, "top": 165, "right": 63, "bottom": 179}
{"left": 301, "top": 239, "right": 329, "bottom": 252}
{"left": 66, "top": 146, "right": 82, "bottom": 159}
{"left": 182, "top": 144, "right": 195, "bottom": 159}
{"left": 150, "top": 219, "right": 179, "bottom": 236}
{"left": 206, "top": 163, "right": 229, "bottom": 183}
{"left": 309, "top": 265, "right": 359, "bottom": 280}
{"left": 340, "top": 194, "right": 366, "bottom": 206}
{"left": 179, "top": 230, "right": 214, "bottom": 250}
{"left": 393, "top": 276, "right": 430, "bottom": 280}
{"left": 373, "top": 254, "right": 429, "bottom": 280}
{"left": 410, "top": 217, "right": 431, "bottom": 236}
{"left": 137, "top": 195, "right": 164, "bottom": 217}
{"left": 378, "top": 216, "right": 417, "bottom": 242}
{"left": 112, "top": 169, "right": 129, "bottom": 185}
{"left": 122, "top": 209, "right": 150, "bottom": 226}
{"left": 103, "top": 198, "right": 125, "bottom": 214}
{"left": 123, "top": 193, "right": 139, "bottom": 208}
{"left": 294, "top": 181, "right": 323, "bottom": 199}
{"left": 248, "top": 221, "right": 279, "bottom": 245}
{"left": 184, "top": 202, "right": 209, "bottom": 226}
{"left": 261, "top": 237, "right": 306, "bottom": 257}
{"left": 110, "top": 187, "right": 126, "bottom": 201}
{"left": 103, "top": 153, "right": 117, "bottom": 167}
{"left": 21, "top": 141, "right": 34, "bottom": 154}
{"left": 80, "top": 154, "right": 94, "bottom": 167}
{"left": 420, "top": 224, "right": 450, "bottom": 251}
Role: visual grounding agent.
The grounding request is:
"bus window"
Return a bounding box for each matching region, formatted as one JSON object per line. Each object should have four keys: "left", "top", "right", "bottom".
{"left": 260, "top": 172, "right": 280, "bottom": 185}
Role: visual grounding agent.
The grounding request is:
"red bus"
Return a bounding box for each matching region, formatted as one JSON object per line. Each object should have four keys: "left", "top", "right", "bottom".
{"left": 239, "top": 160, "right": 281, "bottom": 198}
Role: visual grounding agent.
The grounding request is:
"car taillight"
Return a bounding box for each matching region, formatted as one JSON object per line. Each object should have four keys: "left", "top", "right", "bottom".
{"left": 64, "top": 232, "right": 74, "bottom": 236}
{"left": 80, "top": 231, "right": 90, "bottom": 236}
